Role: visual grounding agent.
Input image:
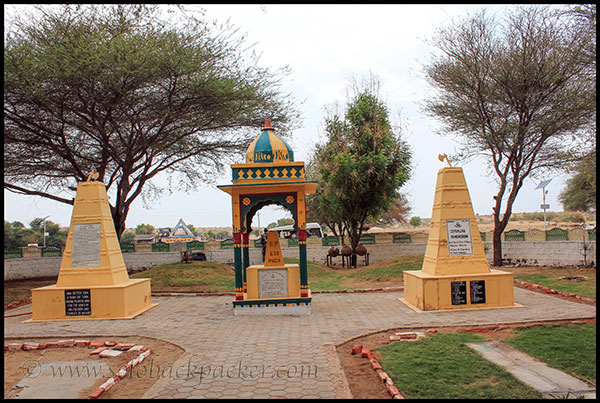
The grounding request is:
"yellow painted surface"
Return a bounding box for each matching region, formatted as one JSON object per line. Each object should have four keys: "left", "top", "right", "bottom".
{"left": 32, "top": 177, "right": 154, "bottom": 321}
{"left": 30, "top": 279, "right": 156, "bottom": 321}
{"left": 403, "top": 270, "right": 515, "bottom": 311}
{"left": 403, "top": 166, "right": 514, "bottom": 311}
{"left": 422, "top": 167, "right": 490, "bottom": 276}
{"left": 265, "top": 231, "right": 284, "bottom": 266}
{"left": 245, "top": 264, "right": 301, "bottom": 300}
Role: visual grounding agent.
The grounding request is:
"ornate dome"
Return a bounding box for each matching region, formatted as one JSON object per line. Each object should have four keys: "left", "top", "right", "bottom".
{"left": 246, "top": 119, "right": 294, "bottom": 164}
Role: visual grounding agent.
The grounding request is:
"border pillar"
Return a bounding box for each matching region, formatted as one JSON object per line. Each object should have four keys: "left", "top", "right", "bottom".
{"left": 298, "top": 229, "right": 309, "bottom": 297}
{"left": 242, "top": 232, "right": 250, "bottom": 294}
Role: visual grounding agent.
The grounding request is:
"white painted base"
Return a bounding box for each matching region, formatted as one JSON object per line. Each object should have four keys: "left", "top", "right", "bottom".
{"left": 233, "top": 304, "right": 311, "bottom": 316}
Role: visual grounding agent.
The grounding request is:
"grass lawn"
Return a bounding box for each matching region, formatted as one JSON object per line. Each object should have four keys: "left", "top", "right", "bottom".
{"left": 293, "top": 254, "right": 423, "bottom": 291}
{"left": 504, "top": 322, "right": 596, "bottom": 384}
{"left": 130, "top": 261, "right": 235, "bottom": 291}
{"left": 515, "top": 273, "right": 596, "bottom": 299}
{"left": 375, "top": 332, "right": 542, "bottom": 399}
{"left": 4, "top": 278, "right": 56, "bottom": 306}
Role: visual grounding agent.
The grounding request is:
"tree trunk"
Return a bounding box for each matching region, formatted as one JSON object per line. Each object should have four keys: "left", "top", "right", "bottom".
{"left": 492, "top": 227, "right": 503, "bottom": 266}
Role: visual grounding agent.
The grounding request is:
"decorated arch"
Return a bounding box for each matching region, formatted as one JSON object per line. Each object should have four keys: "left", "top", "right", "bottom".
{"left": 218, "top": 119, "right": 317, "bottom": 302}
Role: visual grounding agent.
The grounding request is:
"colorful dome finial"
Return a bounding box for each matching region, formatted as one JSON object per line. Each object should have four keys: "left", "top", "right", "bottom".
{"left": 246, "top": 118, "right": 294, "bottom": 164}
{"left": 264, "top": 118, "right": 274, "bottom": 130}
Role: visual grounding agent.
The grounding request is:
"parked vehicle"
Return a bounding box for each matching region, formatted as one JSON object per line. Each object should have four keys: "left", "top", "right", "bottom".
{"left": 269, "top": 222, "right": 323, "bottom": 239}
{"left": 191, "top": 250, "right": 207, "bottom": 261}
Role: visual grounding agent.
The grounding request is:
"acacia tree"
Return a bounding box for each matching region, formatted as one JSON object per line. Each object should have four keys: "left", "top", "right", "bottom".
{"left": 309, "top": 77, "right": 412, "bottom": 267}
{"left": 422, "top": 6, "right": 595, "bottom": 266}
{"left": 4, "top": 4, "right": 299, "bottom": 238}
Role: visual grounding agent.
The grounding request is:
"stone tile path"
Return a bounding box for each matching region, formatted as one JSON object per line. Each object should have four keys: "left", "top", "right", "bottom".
{"left": 467, "top": 341, "right": 596, "bottom": 399}
{"left": 4, "top": 288, "right": 596, "bottom": 399}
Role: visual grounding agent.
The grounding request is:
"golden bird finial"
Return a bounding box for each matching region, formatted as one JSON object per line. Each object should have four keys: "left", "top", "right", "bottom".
{"left": 87, "top": 170, "right": 99, "bottom": 181}
{"left": 438, "top": 154, "right": 452, "bottom": 167}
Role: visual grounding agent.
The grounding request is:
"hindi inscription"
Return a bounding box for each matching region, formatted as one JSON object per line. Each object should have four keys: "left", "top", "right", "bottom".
{"left": 258, "top": 269, "right": 288, "bottom": 299}
{"left": 71, "top": 223, "right": 101, "bottom": 267}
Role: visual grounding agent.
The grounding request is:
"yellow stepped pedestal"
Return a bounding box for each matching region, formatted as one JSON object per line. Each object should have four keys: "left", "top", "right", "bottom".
{"left": 402, "top": 166, "right": 515, "bottom": 311}
{"left": 30, "top": 177, "right": 156, "bottom": 321}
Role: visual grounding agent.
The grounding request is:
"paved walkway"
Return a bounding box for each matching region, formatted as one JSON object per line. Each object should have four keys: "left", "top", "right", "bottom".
{"left": 467, "top": 341, "right": 596, "bottom": 399}
{"left": 4, "top": 288, "right": 596, "bottom": 399}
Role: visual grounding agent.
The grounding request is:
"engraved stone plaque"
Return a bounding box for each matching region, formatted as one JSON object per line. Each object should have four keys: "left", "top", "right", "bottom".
{"left": 71, "top": 223, "right": 101, "bottom": 267}
{"left": 446, "top": 219, "right": 473, "bottom": 256}
{"left": 65, "top": 289, "right": 91, "bottom": 316}
{"left": 470, "top": 280, "right": 486, "bottom": 304}
{"left": 451, "top": 281, "right": 467, "bottom": 305}
{"left": 258, "top": 269, "right": 288, "bottom": 299}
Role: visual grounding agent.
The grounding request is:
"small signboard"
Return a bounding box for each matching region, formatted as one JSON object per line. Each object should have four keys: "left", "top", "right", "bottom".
{"left": 540, "top": 204, "right": 550, "bottom": 210}
{"left": 446, "top": 219, "right": 473, "bottom": 256}
{"left": 65, "top": 289, "right": 91, "bottom": 316}
{"left": 451, "top": 281, "right": 467, "bottom": 305}
{"left": 470, "top": 280, "right": 486, "bottom": 304}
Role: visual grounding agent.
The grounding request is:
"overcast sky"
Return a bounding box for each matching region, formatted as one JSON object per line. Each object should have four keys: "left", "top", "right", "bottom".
{"left": 3, "top": 4, "right": 570, "bottom": 230}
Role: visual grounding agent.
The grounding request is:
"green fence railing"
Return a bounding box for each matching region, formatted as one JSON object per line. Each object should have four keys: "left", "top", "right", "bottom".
{"left": 186, "top": 241, "right": 205, "bottom": 251}
{"left": 120, "top": 243, "right": 135, "bottom": 253}
{"left": 589, "top": 227, "right": 596, "bottom": 241}
{"left": 392, "top": 233, "right": 411, "bottom": 243}
{"left": 287, "top": 238, "right": 299, "bottom": 247}
{"left": 41, "top": 246, "right": 62, "bottom": 257}
{"left": 480, "top": 232, "right": 486, "bottom": 242}
{"left": 546, "top": 228, "right": 569, "bottom": 241}
{"left": 504, "top": 229, "right": 525, "bottom": 242}
{"left": 322, "top": 236, "right": 341, "bottom": 246}
{"left": 4, "top": 248, "right": 23, "bottom": 259}
{"left": 220, "top": 239, "right": 234, "bottom": 249}
{"left": 359, "top": 234, "right": 376, "bottom": 245}
{"left": 152, "top": 242, "right": 170, "bottom": 252}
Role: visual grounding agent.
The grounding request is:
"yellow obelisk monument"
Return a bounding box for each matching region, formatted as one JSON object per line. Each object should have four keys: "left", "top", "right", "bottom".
{"left": 30, "top": 172, "right": 156, "bottom": 321}
{"left": 402, "top": 156, "right": 515, "bottom": 311}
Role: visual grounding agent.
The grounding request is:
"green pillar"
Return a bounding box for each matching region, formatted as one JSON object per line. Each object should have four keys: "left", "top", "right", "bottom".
{"left": 242, "top": 232, "right": 250, "bottom": 294}
{"left": 298, "top": 229, "right": 309, "bottom": 297}
{"left": 233, "top": 232, "right": 243, "bottom": 300}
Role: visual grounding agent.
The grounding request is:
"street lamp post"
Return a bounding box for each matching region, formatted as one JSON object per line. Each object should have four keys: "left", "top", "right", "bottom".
{"left": 41, "top": 215, "right": 50, "bottom": 248}
{"left": 535, "top": 179, "right": 552, "bottom": 228}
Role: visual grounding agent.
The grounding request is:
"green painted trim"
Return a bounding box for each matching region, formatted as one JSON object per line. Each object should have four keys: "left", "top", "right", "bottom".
{"left": 233, "top": 297, "right": 311, "bottom": 308}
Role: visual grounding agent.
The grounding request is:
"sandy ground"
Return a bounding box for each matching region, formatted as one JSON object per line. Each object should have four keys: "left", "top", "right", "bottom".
{"left": 4, "top": 336, "right": 184, "bottom": 399}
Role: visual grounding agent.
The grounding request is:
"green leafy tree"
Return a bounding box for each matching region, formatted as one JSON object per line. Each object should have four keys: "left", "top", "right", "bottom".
{"left": 422, "top": 6, "right": 595, "bottom": 266}
{"left": 4, "top": 4, "right": 299, "bottom": 240}
{"left": 135, "top": 223, "right": 155, "bottom": 235}
{"left": 4, "top": 221, "right": 38, "bottom": 248}
{"left": 267, "top": 218, "right": 295, "bottom": 229}
{"left": 310, "top": 75, "right": 412, "bottom": 266}
{"left": 120, "top": 230, "right": 136, "bottom": 244}
{"left": 409, "top": 216, "right": 422, "bottom": 227}
{"left": 559, "top": 151, "right": 596, "bottom": 212}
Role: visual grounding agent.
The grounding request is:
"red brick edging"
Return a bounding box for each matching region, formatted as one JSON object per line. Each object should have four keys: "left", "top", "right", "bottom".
{"left": 4, "top": 338, "right": 153, "bottom": 399}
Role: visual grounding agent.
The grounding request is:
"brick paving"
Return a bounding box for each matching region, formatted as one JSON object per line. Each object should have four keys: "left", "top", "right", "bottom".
{"left": 4, "top": 288, "right": 596, "bottom": 399}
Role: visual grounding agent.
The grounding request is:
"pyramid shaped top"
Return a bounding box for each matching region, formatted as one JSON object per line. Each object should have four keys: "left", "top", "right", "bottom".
{"left": 163, "top": 218, "right": 197, "bottom": 243}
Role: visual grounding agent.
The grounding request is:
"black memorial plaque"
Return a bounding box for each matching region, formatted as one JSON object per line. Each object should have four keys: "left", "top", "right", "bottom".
{"left": 451, "top": 281, "right": 467, "bottom": 305}
{"left": 470, "top": 280, "right": 486, "bottom": 304}
{"left": 65, "top": 289, "right": 91, "bottom": 316}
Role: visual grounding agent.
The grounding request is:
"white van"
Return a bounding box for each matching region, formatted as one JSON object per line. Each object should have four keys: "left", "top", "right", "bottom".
{"left": 269, "top": 222, "right": 323, "bottom": 239}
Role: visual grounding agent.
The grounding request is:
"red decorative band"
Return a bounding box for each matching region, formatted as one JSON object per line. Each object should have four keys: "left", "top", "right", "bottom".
{"left": 298, "top": 229, "right": 307, "bottom": 241}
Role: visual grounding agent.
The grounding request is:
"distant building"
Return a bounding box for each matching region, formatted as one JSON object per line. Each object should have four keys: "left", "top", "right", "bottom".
{"left": 157, "top": 227, "right": 171, "bottom": 239}
{"left": 133, "top": 234, "right": 158, "bottom": 244}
